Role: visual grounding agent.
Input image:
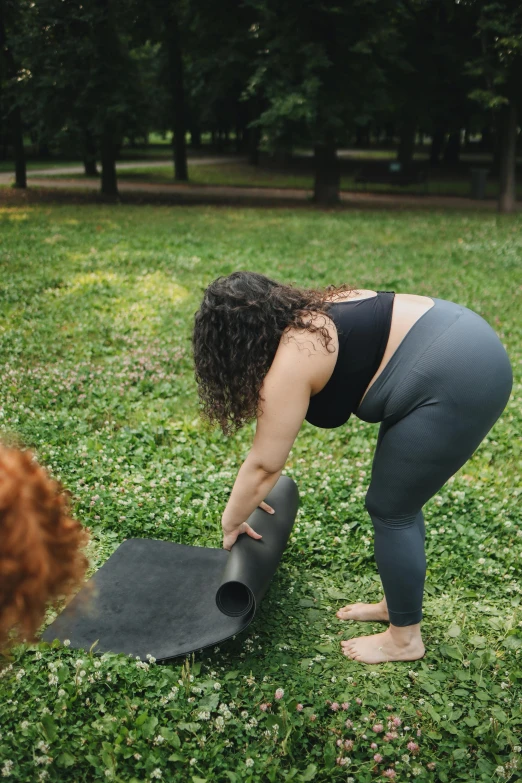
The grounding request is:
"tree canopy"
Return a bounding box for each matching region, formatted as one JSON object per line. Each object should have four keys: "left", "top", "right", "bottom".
{"left": 0, "top": 0, "right": 519, "bottom": 209}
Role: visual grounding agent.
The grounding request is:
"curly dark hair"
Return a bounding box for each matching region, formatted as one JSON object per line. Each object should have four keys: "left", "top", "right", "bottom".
{"left": 192, "top": 271, "right": 355, "bottom": 434}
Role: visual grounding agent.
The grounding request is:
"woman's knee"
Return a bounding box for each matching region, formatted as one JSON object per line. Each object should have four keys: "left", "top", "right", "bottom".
{"left": 365, "top": 490, "right": 419, "bottom": 528}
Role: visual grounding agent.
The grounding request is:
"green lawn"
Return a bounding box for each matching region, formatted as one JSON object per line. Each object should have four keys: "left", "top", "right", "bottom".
{"left": 26, "top": 159, "right": 522, "bottom": 200}
{"left": 0, "top": 204, "right": 521, "bottom": 782}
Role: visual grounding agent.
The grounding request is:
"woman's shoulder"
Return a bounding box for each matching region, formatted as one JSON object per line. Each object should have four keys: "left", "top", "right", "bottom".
{"left": 267, "top": 316, "right": 338, "bottom": 394}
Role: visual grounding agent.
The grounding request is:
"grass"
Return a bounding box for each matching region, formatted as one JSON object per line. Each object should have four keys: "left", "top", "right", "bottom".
{"left": 24, "top": 159, "right": 522, "bottom": 200}
{"left": 0, "top": 204, "right": 521, "bottom": 782}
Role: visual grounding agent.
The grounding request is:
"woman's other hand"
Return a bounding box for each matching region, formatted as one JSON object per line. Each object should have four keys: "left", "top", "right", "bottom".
{"left": 222, "top": 502, "right": 274, "bottom": 550}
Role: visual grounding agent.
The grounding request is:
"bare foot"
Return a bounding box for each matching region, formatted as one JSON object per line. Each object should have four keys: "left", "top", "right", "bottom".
{"left": 336, "top": 598, "right": 389, "bottom": 623}
{"left": 341, "top": 626, "right": 425, "bottom": 664}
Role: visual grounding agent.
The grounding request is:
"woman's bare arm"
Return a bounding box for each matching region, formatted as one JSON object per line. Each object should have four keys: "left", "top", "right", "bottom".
{"left": 221, "top": 324, "right": 335, "bottom": 548}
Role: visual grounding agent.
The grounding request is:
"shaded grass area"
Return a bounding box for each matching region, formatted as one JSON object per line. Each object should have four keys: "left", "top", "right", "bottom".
{"left": 28, "top": 159, "right": 522, "bottom": 200}
{"left": 0, "top": 204, "right": 521, "bottom": 782}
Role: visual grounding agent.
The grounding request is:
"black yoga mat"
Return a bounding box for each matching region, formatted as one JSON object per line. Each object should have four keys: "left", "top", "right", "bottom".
{"left": 42, "top": 476, "right": 298, "bottom": 661}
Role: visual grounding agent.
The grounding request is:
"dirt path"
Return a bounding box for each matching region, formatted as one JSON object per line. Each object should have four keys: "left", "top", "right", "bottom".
{"left": 2, "top": 174, "right": 517, "bottom": 211}
{"left": 0, "top": 156, "right": 239, "bottom": 185}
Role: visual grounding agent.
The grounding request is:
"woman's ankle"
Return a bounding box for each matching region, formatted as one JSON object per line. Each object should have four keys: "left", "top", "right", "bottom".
{"left": 388, "top": 622, "right": 422, "bottom": 646}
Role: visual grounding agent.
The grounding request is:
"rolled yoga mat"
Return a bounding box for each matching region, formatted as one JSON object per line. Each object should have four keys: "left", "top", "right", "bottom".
{"left": 42, "top": 476, "right": 299, "bottom": 662}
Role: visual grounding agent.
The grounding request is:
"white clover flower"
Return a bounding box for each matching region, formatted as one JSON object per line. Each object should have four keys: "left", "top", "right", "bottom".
{"left": 189, "top": 759, "right": 197, "bottom": 766}
{"left": 241, "top": 710, "right": 249, "bottom": 718}
{"left": 15, "top": 669, "right": 25, "bottom": 681}
{"left": 35, "top": 652, "right": 42, "bottom": 661}
{"left": 94, "top": 661, "right": 102, "bottom": 669}
{"left": 150, "top": 768, "right": 162, "bottom": 779}
{"left": 197, "top": 711, "right": 210, "bottom": 721}
{"left": 215, "top": 716, "right": 225, "bottom": 732}
{"left": 146, "top": 654, "right": 156, "bottom": 664}
{"left": 412, "top": 768, "right": 423, "bottom": 777}
{"left": 1, "top": 760, "right": 14, "bottom": 777}
{"left": 514, "top": 746, "right": 521, "bottom": 753}
{"left": 245, "top": 759, "right": 254, "bottom": 768}
{"left": 20, "top": 721, "right": 30, "bottom": 730}
{"left": 153, "top": 735, "right": 165, "bottom": 745}
{"left": 63, "top": 639, "right": 71, "bottom": 647}
{"left": 495, "top": 767, "right": 505, "bottom": 777}
{"left": 213, "top": 682, "right": 221, "bottom": 691}
{"left": 133, "top": 754, "right": 141, "bottom": 760}
{"left": 48, "top": 675, "right": 58, "bottom": 686}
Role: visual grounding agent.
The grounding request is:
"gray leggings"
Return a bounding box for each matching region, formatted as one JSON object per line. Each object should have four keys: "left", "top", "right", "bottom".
{"left": 356, "top": 298, "right": 513, "bottom": 626}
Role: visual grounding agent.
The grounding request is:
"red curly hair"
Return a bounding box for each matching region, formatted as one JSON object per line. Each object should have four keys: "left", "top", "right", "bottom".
{"left": 0, "top": 445, "right": 89, "bottom": 648}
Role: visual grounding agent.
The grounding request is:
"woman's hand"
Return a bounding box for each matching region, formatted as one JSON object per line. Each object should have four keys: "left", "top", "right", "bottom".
{"left": 222, "top": 501, "right": 274, "bottom": 551}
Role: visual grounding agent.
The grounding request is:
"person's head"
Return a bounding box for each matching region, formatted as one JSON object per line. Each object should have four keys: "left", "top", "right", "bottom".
{"left": 193, "top": 271, "right": 352, "bottom": 433}
{"left": 0, "top": 446, "right": 89, "bottom": 649}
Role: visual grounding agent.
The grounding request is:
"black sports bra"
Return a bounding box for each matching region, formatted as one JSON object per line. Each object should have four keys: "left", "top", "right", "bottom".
{"left": 305, "top": 291, "right": 395, "bottom": 429}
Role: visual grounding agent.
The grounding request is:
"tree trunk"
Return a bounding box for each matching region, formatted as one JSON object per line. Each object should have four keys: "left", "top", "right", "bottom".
{"left": 82, "top": 130, "right": 98, "bottom": 176}
{"left": 165, "top": 10, "right": 188, "bottom": 181}
{"left": 480, "top": 125, "right": 493, "bottom": 151}
{"left": 248, "top": 126, "right": 260, "bottom": 166}
{"left": 12, "top": 104, "right": 26, "bottom": 188}
{"left": 313, "top": 141, "right": 340, "bottom": 205}
{"left": 443, "top": 131, "right": 461, "bottom": 164}
{"left": 430, "top": 128, "right": 445, "bottom": 164}
{"left": 0, "top": 8, "right": 26, "bottom": 187}
{"left": 498, "top": 102, "right": 517, "bottom": 214}
{"left": 397, "top": 120, "right": 416, "bottom": 166}
{"left": 190, "top": 125, "right": 201, "bottom": 149}
{"left": 100, "top": 126, "right": 118, "bottom": 197}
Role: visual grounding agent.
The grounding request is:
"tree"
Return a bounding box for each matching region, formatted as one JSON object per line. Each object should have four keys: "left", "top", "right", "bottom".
{"left": 467, "top": 1, "right": 521, "bottom": 213}
{"left": 21, "top": 0, "right": 149, "bottom": 195}
{"left": 0, "top": 0, "right": 29, "bottom": 188}
{"left": 244, "top": 0, "right": 395, "bottom": 205}
{"left": 382, "top": 0, "right": 478, "bottom": 168}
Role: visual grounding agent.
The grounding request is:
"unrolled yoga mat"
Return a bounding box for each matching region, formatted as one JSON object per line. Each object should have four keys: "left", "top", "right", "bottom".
{"left": 42, "top": 476, "right": 299, "bottom": 661}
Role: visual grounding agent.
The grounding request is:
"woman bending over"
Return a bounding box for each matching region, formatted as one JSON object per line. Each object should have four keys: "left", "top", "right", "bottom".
{"left": 193, "top": 272, "right": 512, "bottom": 664}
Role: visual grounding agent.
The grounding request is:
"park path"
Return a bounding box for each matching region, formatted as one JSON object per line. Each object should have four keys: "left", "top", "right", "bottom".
{"left": 0, "top": 156, "right": 519, "bottom": 211}
{"left": 0, "top": 156, "right": 238, "bottom": 185}
{"left": 4, "top": 175, "right": 516, "bottom": 211}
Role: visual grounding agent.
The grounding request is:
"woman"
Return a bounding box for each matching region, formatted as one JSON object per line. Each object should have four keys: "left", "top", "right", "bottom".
{"left": 0, "top": 445, "right": 88, "bottom": 649}
{"left": 193, "top": 272, "right": 512, "bottom": 664}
